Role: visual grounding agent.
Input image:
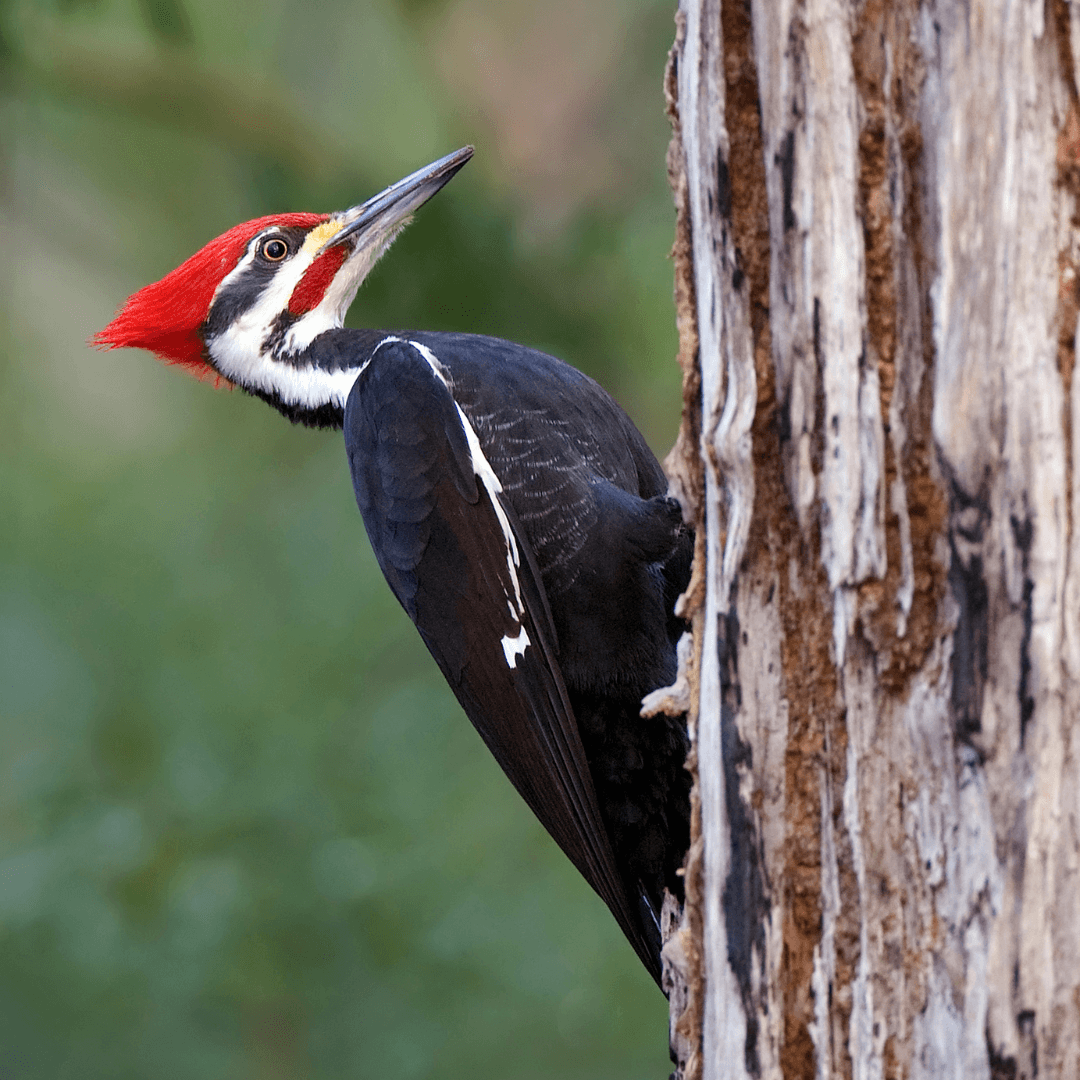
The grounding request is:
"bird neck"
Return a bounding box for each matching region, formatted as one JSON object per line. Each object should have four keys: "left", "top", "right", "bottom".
{"left": 212, "top": 327, "right": 390, "bottom": 430}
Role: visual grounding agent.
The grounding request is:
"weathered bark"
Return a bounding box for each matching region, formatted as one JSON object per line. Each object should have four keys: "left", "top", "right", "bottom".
{"left": 660, "top": 0, "right": 1080, "bottom": 1076}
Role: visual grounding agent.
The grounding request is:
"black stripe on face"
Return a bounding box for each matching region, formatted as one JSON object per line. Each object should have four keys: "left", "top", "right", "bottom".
{"left": 201, "top": 225, "right": 314, "bottom": 341}
{"left": 264, "top": 308, "right": 303, "bottom": 359}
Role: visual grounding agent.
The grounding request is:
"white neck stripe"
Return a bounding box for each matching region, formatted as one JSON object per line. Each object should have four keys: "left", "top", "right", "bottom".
{"left": 399, "top": 338, "right": 531, "bottom": 669}
{"left": 206, "top": 229, "right": 377, "bottom": 412}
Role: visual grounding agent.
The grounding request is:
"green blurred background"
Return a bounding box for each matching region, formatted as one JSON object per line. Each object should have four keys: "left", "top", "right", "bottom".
{"left": 0, "top": 0, "right": 682, "bottom": 1075}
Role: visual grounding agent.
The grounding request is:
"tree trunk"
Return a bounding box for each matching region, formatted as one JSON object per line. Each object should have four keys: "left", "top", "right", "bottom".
{"left": 659, "top": 0, "right": 1080, "bottom": 1076}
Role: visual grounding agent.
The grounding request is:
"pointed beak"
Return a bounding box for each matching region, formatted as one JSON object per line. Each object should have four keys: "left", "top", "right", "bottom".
{"left": 319, "top": 146, "right": 474, "bottom": 255}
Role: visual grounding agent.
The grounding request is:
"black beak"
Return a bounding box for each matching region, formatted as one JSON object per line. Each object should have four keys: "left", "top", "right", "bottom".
{"left": 320, "top": 146, "right": 474, "bottom": 255}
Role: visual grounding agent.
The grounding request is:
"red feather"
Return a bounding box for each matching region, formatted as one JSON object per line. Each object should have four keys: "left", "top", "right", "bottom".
{"left": 93, "top": 212, "right": 328, "bottom": 381}
{"left": 288, "top": 245, "right": 348, "bottom": 316}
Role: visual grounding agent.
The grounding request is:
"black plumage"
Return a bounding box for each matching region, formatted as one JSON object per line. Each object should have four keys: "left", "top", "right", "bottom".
{"left": 343, "top": 332, "right": 692, "bottom": 984}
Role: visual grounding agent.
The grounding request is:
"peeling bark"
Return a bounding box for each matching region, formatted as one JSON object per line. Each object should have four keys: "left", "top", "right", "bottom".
{"left": 663, "top": 0, "right": 1080, "bottom": 1077}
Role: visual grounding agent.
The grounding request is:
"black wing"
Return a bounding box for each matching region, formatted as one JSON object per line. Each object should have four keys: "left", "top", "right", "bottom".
{"left": 343, "top": 338, "right": 659, "bottom": 981}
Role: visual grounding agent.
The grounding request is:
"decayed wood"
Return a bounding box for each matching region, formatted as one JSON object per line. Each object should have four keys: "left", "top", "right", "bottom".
{"left": 663, "top": 0, "right": 1080, "bottom": 1076}
{"left": 658, "top": 18, "right": 706, "bottom": 1079}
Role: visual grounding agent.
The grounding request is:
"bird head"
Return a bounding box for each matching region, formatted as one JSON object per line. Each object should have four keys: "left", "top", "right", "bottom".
{"left": 95, "top": 146, "right": 473, "bottom": 424}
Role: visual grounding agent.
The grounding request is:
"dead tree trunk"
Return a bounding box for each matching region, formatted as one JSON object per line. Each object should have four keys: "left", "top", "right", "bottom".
{"left": 659, "top": 0, "right": 1080, "bottom": 1076}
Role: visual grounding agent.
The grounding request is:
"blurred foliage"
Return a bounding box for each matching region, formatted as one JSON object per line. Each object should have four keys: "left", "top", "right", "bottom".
{"left": 0, "top": 0, "right": 682, "bottom": 1076}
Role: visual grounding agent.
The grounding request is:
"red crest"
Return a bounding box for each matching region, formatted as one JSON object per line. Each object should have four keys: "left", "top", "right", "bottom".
{"left": 93, "top": 212, "right": 328, "bottom": 381}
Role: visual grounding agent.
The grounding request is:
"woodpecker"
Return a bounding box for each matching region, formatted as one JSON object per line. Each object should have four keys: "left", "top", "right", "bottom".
{"left": 96, "top": 147, "right": 692, "bottom": 987}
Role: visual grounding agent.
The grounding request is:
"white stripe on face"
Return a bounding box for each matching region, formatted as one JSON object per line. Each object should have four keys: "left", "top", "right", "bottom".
{"left": 205, "top": 224, "right": 381, "bottom": 411}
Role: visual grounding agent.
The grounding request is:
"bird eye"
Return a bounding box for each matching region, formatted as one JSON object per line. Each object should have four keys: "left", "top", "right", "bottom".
{"left": 260, "top": 238, "right": 289, "bottom": 262}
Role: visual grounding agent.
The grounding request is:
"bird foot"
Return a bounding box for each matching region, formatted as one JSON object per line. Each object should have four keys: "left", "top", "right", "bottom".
{"left": 640, "top": 632, "right": 693, "bottom": 718}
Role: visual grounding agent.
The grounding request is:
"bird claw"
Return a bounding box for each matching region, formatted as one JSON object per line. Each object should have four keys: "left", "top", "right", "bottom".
{"left": 640, "top": 631, "right": 693, "bottom": 718}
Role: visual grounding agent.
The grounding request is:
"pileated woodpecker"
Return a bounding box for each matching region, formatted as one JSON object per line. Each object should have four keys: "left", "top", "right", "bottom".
{"left": 96, "top": 147, "right": 692, "bottom": 987}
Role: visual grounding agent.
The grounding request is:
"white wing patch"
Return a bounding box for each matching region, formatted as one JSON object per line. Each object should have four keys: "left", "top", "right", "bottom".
{"left": 501, "top": 627, "right": 530, "bottom": 669}
{"left": 407, "top": 339, "right": 532, "bottom": 670}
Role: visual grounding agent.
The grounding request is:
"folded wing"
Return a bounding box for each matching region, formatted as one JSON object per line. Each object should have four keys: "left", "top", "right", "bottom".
{"left": 343, "top": 338, "right": 659, "bottom": 982}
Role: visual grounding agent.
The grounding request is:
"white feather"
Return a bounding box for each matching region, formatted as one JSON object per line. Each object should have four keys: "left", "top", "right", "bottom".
{"left": 406, "top": 339, "right": 532, "bottom": 669}
{"left": 206, "top": 228, "right": 375, "bottom": 410}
